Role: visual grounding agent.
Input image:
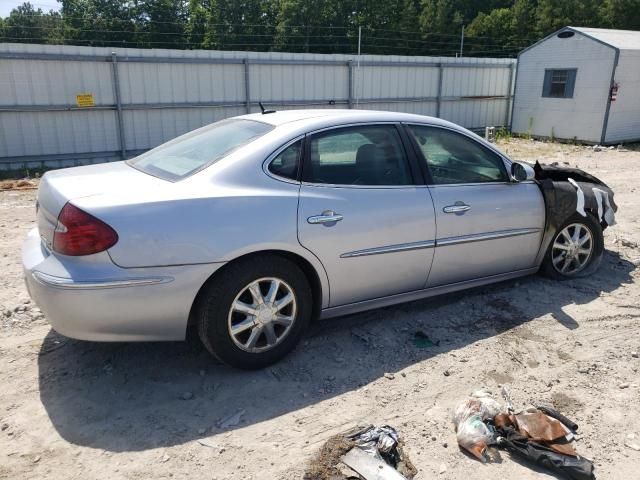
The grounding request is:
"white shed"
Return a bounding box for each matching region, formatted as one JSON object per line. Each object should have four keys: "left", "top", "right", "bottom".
{"left": 512, "top": 26, "right": 640, "bottom": 144}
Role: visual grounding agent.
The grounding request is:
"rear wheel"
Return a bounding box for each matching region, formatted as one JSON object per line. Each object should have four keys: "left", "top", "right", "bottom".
{"left": 197, "top": 255, "right": 312, "bottom": 369}
{"left": 541, "top": 213, "right": 604, "bottom": 279}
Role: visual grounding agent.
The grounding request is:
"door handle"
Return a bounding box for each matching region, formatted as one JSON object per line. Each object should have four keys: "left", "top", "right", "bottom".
{"left": 307, "top": 211, "right": 343, "bottom": 224}
{"left": 443, "top": 203, "right": 471, "bottom": 214}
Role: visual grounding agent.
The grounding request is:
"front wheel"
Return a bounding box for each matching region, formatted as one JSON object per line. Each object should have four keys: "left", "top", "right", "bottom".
{"left": 541, "top": 213, "right": 604, "bottom": 279}
{"left": 196, "top": 255, "right": 312, "bottom": 369}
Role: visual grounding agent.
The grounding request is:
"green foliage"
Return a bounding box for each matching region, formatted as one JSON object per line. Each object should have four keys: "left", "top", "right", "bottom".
{"left": 1, "top": 0, "right": 639, "bottom": 55}
{"left": 136, "top": 0, "right": 188, "bottom": 49}
{"left": 495, "top": 126, "right": 512, "bottom": 141}
{"left": 2, "top": 2, "right": 64, "bottom": 44}
{"left": 599, "top": 0, "right": 640, "bottom": 31}
{"left": 59, "top": 0, "right": 138, "bottom": 47}
{"left": 535, "top": 0, "right": 602, "bottom": 33}
{"left": 204, "top": 0, "right": 278, "bottom": 50}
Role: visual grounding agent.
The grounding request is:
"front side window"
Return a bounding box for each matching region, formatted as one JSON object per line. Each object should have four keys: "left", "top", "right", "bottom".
{"left": 304, "top": 125, "right": 412, "bottom": 186}
{"left": 408, "top": 125, "right": 508, "bottom": 185}
{"left": 268, "top": 140, "right": 301, "bottom": 180}
{"left": 542, "top": 69, "right": 577, "bottom": 98}
{"left": 129, "top": 119, "right": 273, "bottom": 181}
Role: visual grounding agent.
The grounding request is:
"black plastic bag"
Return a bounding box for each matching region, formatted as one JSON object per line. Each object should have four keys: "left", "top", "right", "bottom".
{"left": 497, "top": 427, "right": 595, "bottom": 480}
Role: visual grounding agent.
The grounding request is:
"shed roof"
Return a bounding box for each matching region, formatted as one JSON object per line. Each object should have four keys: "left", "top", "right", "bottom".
{"left": 519, "top": 26, "right": 640, "bottom": 56}
{"left": 571, "top": 27, "right": 640, "bottom": 50}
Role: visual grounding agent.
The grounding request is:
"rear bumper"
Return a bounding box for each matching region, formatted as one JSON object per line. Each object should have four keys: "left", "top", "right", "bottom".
{"left": 23, "top": 227, "right": 223, "bottom": 341}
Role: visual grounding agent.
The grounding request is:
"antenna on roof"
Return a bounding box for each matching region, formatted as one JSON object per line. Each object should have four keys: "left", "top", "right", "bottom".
{"left": 258, "top": 102, "right": 276, "bottom": 115}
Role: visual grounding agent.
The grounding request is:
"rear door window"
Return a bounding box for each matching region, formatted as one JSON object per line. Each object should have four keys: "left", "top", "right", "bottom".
{"left": 304, "top": 125, "right": 413, "bottom": 186}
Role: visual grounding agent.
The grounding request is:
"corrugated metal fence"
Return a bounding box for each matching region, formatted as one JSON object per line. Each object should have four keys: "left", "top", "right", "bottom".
{"left": 0, "top": 43, "right": 516, "bottom": 170}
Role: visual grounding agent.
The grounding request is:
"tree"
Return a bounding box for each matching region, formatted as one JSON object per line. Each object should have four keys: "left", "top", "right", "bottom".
{"left": 273, "top": 0, "right": 346, "bottom": 53}
{"left": 599, "top": 0, "right": 640, "bottom": 31}
{"left": 2, "top": 2, "right": 58, "bottom": 44}
{"left": 185, "top": 0, "right": 209, "bottom": 47}
{"left": 512, "top": 0, "right": 537, "bottom": 40}
{"left": 466, "top": 8, "right": 517, "bottom": 56}
{"left": 2, "top": 0, "right": 639, "bottom": 57}
{"left": 354, "top": 0, "right": 425, "bottom": 55}
{"left": 535, "top": 0, "right": 602, "bottom": 35}
{"left": 136, "top": 0, "right": 187, "bottom": 49}
{"left": 59, "top": 0, "right": 137, "bottom": 47}
{"left": 204, "top": 0, "right": 279, "bottom": 51}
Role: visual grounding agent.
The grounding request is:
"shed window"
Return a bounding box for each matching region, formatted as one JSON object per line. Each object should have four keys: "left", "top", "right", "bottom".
{"left": 542, "top": 69, "right": 577, "bottom": 98}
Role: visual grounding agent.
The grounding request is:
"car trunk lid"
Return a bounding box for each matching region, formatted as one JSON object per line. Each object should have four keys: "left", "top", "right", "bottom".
{"left": 36, "top": 161, "right": 165, "bottom": 251}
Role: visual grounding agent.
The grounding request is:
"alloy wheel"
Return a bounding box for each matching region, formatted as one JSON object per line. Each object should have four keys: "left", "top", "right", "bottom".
{"left": 227, "top": 277, "right": 297, "bottom": 353}
{"left": 551, "top": 223, "right": 594, "bottom": 275}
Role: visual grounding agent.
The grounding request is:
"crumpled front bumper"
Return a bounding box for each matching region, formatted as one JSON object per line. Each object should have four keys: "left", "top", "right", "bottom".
{"left": 22, "top": 227, "right": 222, "bottom": 341}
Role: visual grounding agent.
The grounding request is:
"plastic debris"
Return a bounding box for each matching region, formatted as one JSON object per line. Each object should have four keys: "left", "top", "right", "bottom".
{"left": 452, "top": 390, "right": 502, "bottom": 461}
{"left": 454, "top": 388, "right": 595, "bottom": 480}
{"left": 304, "top": 424, "right": 416, "bottom": 480}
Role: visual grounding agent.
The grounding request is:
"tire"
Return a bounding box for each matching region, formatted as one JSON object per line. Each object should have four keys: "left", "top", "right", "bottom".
{"left": 196, "top": 255, "right": 312, "bottom": 369}
{"left": 541, "top": 212, "right": 604, "bottom": 280}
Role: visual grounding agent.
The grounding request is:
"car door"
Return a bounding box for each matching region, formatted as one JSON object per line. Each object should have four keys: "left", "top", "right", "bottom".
{"left": 405, "top": 124, "right": 545, "bottom": 287}
{"left": 297, "top": 123, "right": 436, "bottom": 307}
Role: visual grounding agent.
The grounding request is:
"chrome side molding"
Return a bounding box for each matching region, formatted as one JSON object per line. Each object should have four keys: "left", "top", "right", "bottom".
{"left": 436, "top": 227, "right": 541, "bottom": 247}
{"left": 340, "top": 240, "right": 435, "bottom": 258}
{"left": 31, "top": 271, "right": 173, "bottom": 290}
{"left": 340, "top": 228, "right": 541, "bottom": 258}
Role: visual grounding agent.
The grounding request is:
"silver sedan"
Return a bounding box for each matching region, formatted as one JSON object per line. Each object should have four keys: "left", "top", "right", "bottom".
{"left": 22, "top": 110, "right": 610, "bottom": 368}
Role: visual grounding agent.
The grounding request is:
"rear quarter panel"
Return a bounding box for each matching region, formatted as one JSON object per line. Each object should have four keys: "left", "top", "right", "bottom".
{"left": 73, "top": 137, "right": 331, "bottom": 308}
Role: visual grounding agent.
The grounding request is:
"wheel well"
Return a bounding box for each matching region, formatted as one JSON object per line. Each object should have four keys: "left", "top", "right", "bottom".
{"left": 584, "top": 207, "right": 608, "bottom": 230}
{"left": 187, "top": 250, "right": 324, "bottom": 327}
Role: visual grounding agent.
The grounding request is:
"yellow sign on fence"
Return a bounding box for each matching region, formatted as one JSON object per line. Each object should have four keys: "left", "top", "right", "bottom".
{"left": 75, "top": 93, "right": 95, "bottom": 108}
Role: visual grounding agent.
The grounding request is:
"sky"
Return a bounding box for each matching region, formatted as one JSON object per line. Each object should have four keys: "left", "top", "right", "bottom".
{"left": 1, "top": 0, "right": 60, "bottom": 17}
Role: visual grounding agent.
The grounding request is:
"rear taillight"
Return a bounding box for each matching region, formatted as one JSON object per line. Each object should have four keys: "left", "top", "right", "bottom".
{"left": 53, "top": 203, "right": 118, "bottom": 256}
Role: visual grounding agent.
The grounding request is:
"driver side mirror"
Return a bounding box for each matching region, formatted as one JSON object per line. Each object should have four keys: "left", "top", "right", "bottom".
{"left": 510, "top": 161, "right": 535, "bottom": 182}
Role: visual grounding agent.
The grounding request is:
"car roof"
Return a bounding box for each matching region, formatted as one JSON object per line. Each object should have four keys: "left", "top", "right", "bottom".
{"left": 238, "top": 109, "right": 463, "bottom": 131}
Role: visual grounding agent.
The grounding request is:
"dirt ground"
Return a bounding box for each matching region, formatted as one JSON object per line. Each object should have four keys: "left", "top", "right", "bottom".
{"left": 1, "top": 138, "right": 639, "bottom": 480}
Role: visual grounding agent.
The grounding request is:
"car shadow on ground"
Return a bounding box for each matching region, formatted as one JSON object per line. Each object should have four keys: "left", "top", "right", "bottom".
{"left": 37, "top": 250, "right": 635, "bottom": 452}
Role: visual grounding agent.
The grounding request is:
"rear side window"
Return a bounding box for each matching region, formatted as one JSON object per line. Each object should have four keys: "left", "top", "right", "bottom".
{"left": 129, "top": 119, "right": 273, "bottom": 181}
{"left": 304, "top": 125, "right": 412, "bottom": 186}
{"left": 268, "top": 140, "right": 301, "bottom": 180}
{"left": 408, "top": 125, "right": 508, "bottom": 185}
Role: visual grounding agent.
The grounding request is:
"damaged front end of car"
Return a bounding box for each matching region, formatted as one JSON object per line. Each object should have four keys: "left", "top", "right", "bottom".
{"left": 533, "top": 161, "right": 617, "bottom": 272}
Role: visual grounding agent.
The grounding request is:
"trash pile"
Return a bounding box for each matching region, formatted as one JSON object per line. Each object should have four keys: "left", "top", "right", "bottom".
{"left": 454, "top": 387, "right": 595, "bottom": 480}
{"left": 304, "top": 424, "right": 416, "bottom": 480}
{"left": 306, "top": 387, "right": 595, "bottom": 480}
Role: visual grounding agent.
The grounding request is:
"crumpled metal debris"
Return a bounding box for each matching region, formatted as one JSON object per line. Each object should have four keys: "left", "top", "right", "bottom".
{"left": 304, "top": 424, "right": 416, "bottom": 480}
{"left": 344, "top": 425, "right": 416, "bottom": 479}
{"left": 342, "top": 448, "right": 407, "bottom": 480}
{"left": 348, "top": 425, "right": 399, "bottom": 457}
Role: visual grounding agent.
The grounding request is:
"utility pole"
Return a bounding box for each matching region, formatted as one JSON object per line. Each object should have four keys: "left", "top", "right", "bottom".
{"left": 460, "top": 25, "right": 465, "bottom": 57}
{"left": 356, "top": 26, "right": 362, "bottom": 106}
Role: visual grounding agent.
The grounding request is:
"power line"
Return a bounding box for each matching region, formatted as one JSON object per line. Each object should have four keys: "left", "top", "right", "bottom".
{"left": 2, "top": 25, "right": 528, "bottom": 51}
{"left": 367, "top": 26, "right": 541, "bottom": 43}
{"left": 5, "top": 12, "right": 540, "bottom": 44}
{"left": 0, "top": 36, "right": 517, "bottom": 58}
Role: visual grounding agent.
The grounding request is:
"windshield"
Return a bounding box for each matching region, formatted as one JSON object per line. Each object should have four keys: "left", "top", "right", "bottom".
{"left": 128, "top": 119, "right": 273, "bottom": 181}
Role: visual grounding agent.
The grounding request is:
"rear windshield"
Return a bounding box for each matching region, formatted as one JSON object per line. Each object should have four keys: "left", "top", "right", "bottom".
{"left": 128, "top": 119, "right": 273, "bottom": 181}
